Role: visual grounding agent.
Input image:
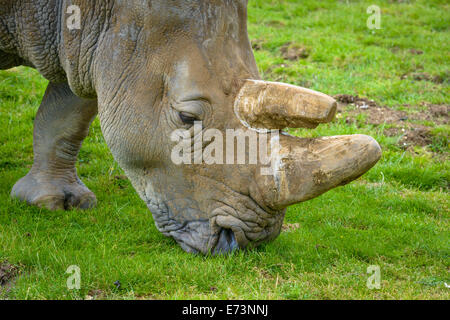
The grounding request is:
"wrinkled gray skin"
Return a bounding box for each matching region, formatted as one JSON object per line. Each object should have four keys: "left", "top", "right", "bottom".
{"left": 0, "top": 0, "right": 381, "bottom": 254}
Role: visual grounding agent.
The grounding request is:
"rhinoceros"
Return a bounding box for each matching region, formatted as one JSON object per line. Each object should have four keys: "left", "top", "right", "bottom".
{"left": 0, "top": 0, "right": 381, "bottom": 254}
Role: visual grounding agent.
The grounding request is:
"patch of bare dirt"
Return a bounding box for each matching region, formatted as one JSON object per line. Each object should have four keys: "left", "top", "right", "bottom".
{"left": 335, "top": 95, "right": 449, "bottom": 126}
{"left": 361, "top": 107, "right": 408, "bottom": 125}
{"left": 334, "top": 94, "right": 378, "bottom": 108}
{"left": 251, "top": 39, "right": 265, "bottom": 51}
{"left": 0, "top": 261, "right": 20, "bottom": 295}
{"left": 390, "top": 47, "right": 424, "bottom": 55}
{"left": 399, "top": 127, "right": 433, "bottom": 148}
{"left": 427, "top": 103, "right": 449, "bottom": 118}
{"left": 266, "top": 20, "right": 286, "bottom": 28}
{"left": 282, "top": 223, "right": 300, "bottom": 232}
{"left": 385, "top": 125, "right": 434, "bottom": 149}
{"left": 0, "top": 262, "right": 19, "bottom": 286}
{"left": 334, "top": 94, "right": 449, "bottom": 150}
{"left": 281, "top": 42, "right": 309, "bottom": 61}
{"left": 409, "top": 49, "right": 424, "bottom": 55}
{"left": 114, "top": 175, "right": 129, "bottom": 189}
{"left": 335, "top": 94, "right": 407, "bottom": 125}
{"left": 401, "top": 72, "right": 446, "bottom": 84}
{"left": 410, "top": 103, "right": 449, "bottom": 124}
{"left": 383, "top": 127, "right": 406, "bottom": 137}
{"left": 85, "top": 289, "right": 105, "bottom": 300}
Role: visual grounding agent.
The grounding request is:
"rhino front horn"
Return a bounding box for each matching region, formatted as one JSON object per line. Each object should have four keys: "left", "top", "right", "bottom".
{"left": 235, "top": 80, "right": 337, "bottom": 130}
{"left": 256, "top": 134, "right": 382, "bottom": 210}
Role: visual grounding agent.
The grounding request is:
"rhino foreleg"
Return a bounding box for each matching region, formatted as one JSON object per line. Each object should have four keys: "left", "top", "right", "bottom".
{"left": 11, "top": 83, "right": 98, "bottom": 210}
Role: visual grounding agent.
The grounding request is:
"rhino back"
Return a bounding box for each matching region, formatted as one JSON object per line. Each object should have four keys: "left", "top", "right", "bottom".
{"left": 0, "top": 0, "right": 68, "bottom": 82}
{"left": 0, "top": 0, "right": 116, "bottom": 98}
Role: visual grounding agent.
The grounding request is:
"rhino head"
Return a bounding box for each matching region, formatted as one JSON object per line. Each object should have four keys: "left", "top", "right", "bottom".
{"left": 77, "top": 0, "right": 381, "bottom": 254}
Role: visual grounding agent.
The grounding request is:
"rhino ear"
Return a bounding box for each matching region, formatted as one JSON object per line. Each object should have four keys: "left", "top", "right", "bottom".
{"left": 234, "top": 80, "right": 337, "bottom": 130}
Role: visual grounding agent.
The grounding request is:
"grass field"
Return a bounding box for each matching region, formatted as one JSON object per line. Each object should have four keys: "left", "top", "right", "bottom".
{"left": 0, "top": 0, "right": 448, "bottom": 300}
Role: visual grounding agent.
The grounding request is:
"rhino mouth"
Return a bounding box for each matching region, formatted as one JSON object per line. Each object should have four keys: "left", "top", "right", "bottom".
{"left": 145, "top": 195, "right": 285, "bottom": 255}
{"left": 212, "top": 228, "right": 239, "bottom": 254}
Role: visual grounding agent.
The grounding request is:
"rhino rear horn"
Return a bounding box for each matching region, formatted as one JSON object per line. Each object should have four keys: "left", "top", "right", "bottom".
{"left": 235, "top": 80, "right": 337, "bottom": 130}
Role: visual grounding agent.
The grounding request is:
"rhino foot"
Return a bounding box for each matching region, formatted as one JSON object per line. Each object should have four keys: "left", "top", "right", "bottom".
{"left": 9, "top": 82, "right": 98, "bottom": 211}
{"left": 11, "top": 172, "right": 97, "bottom": 211}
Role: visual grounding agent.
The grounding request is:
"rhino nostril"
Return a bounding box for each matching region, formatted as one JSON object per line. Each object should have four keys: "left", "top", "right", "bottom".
{"left": 213, "top": 228, "right": 238, "bottom": 255}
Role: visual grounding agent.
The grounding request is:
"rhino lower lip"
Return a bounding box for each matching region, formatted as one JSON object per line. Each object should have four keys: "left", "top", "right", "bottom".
{"left": 213, "top": 228, "right": 238, "bottom": 255}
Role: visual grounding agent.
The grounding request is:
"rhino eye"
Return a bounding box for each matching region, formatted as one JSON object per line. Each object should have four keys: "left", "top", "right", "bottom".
{"left": 179, "top": 112, "right": 198, "bottom": 125}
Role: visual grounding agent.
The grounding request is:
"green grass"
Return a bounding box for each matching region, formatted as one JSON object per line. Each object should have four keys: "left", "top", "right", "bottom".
{"left": 0, "top": 0, "right": 448, "bottom": 299}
